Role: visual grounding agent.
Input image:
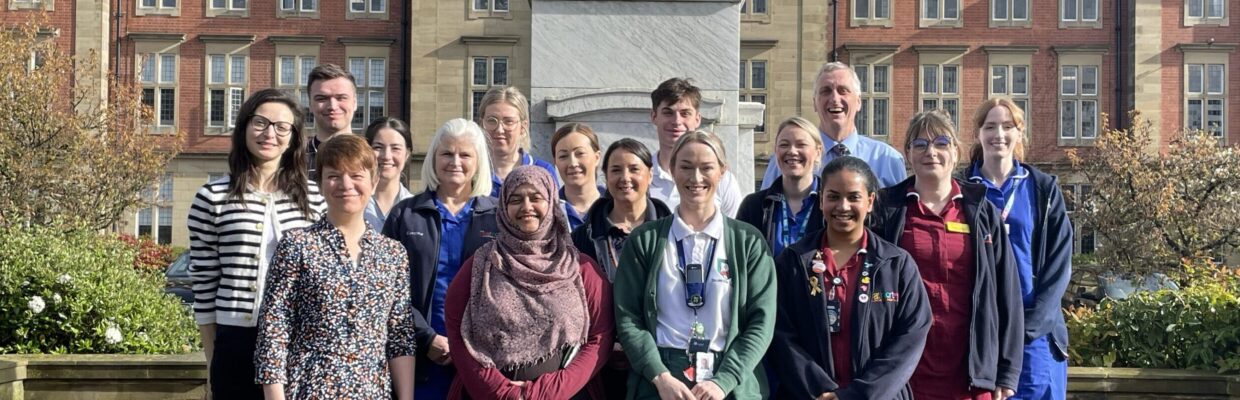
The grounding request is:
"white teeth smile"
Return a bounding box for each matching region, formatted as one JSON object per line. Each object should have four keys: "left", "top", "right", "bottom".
{"left": 827, "top": 107, "right": 845, "bottom": 113}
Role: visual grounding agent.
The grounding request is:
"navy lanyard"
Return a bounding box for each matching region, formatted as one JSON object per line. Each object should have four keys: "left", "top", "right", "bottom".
{"left": 779, "top": 195, "right": 810, "bottom": 249}
{"left": 678, "top": 237, "right": 719, "bottom": 312}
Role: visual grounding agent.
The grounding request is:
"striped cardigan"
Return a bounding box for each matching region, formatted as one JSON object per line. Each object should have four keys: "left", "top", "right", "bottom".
{"left": 187, "top": 177, "right": 325, "bottom": 327}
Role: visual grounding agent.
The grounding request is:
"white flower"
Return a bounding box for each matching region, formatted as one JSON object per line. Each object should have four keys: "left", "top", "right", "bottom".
{"left": 56, "top": 274, "right": 72, "bottom": 285}
{"left": 27, "top": 296, "right": 45, "bottom": 314}
{"left": 104, "top": 326, "right": 123, "bottom": 345}
{"left": 52, "top": 293, "right": 62, "bottom": 304}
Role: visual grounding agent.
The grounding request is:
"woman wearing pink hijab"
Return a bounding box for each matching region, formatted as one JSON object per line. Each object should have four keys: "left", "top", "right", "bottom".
{"left": 445, "top": 166, "right": 614, "bottom": 400}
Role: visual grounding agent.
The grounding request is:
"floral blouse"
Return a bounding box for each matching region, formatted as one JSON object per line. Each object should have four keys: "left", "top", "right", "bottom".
{"left": 254, "top": 217, "right": 418, "bottom": 399}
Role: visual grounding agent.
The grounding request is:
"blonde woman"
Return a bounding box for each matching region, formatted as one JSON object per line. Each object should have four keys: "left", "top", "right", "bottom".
{"left": 738, "top": 116, "right": 827, "bottom": 257}
{"left": 478, "top": 86, "right": 559, "bottom": 197}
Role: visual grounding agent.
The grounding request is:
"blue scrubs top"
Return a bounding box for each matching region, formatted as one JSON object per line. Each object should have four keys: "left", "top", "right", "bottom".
{"left": 429, "top": 195, "right": 474, "bottom": 334}
{"left": 490, "top": 149, "right": 560, "bottom": 198}
{"left": 559, "top": 185, "right": 605, "bottom": 231}
{"left": 771, "top": 177, "right": 818, "bottom": 257}
{"left": 970, "top": 162, "right": 1036, "bottom": 307}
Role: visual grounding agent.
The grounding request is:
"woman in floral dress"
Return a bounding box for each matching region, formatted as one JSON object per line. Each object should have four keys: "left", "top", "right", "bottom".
{"left": 254, "top": 135, "right": 418, "bottom": 400}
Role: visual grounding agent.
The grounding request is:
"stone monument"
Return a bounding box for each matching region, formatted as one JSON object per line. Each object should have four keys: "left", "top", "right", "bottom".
{"left": 527, "top": 0, "right": 763, "bottom": 193}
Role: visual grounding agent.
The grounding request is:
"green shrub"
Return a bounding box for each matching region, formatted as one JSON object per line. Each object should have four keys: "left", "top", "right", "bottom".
{"left": 0, "top": 224, "right": 199, "bottom": 354}
{"left": 1067, "top": 259, "right": 1240, "bottom": 372}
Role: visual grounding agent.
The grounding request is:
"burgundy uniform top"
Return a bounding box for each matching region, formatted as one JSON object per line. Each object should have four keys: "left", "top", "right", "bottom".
{"left": 900, "top": 182, "right": 990, "bottom": 400}
{"left": 821, "top": 232, "right": 868, "bottom": 389}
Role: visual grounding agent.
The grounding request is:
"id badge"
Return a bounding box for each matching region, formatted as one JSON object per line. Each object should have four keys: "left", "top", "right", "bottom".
{"left": 688, "top": 337, "right": 711, "bottom": 354}
{"left": 693, "top": 352, "right": 715, "bottom": 382}
{"left": 826, "top": 299, "right": 841, "bottom": 333}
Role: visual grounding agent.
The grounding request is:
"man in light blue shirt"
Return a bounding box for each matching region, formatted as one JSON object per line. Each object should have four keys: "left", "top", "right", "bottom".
{"left": 760, "top": 62, "right": 906, "bottom": 190}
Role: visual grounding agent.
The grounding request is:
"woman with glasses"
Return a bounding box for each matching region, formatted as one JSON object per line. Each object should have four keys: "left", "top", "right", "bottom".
{"left": 965, "top": 98, "right": 1072, "bottom": 400}
{"left": 869, "top": 110, "right": 1023, "bottom": 400}
{"left": 738, "top": 116, "right": 827, "bottom": 258}
{"left": 478, "top": 86, "right": 559, "bottom": 197}
{"left": 553, "top": 123, "right": 605, "bottom": 230}
{"left": 364, "top": 117, "right": 415, "bottom": 232}
{"left": 187, "top": 88, "right": 325, "bottom": 400}
{"left": 614, "top": 130, "right": 776, "bottom": 400}
{"left": 382, "top": 118, "right": 500, "bottom": 400}
{"left": 254, "top": 135, "right": 417, "bottom": 399}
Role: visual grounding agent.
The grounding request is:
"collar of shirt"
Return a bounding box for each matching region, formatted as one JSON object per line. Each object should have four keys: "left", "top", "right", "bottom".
{"left": 819, "top": 229, "right": 869, "bottom": 264}
{"left": 967, "top": 160, "right": 1029, "bottom": 193}
{"left": 670, "top": 207, "right": 725, "bottom": 242}
{"left": 905, "top": 179, "right": 964, "bottom": 200}
{"left": 820, "top": 129, "right": 861, "bottom": 154}
{"left": 431, "top": 192, "right": 475, "bottom": 222}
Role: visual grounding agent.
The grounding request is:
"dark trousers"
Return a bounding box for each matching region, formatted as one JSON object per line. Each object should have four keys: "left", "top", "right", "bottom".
{"left": 210, "top": 324, "right": 263, "bottom": 400}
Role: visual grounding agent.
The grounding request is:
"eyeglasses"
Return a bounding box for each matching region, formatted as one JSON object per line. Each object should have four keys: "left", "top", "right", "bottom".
{"left": 250, "top": 116, "right": 294, "bottom": 137}
{"left": 483, "top": 116, "right": 521, "bottom": 131}
{"left": 909, "top": 136, "right": 953, "bottom": 152}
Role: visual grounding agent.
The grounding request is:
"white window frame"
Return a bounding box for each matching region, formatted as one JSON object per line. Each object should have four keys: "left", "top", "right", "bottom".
{"left": 989, "top": 63, "right": 1032, "bottom": 135}
{"left": 472, "top": 0, "right": 508, "bottom": 12}
{"left": 138, "top": 52, "right": 178, "bottom": 131}
{"left": 919, "top": 63, "right": 962, "bottom": 127}
{"left": 1060, "top": 0, "right": 1100, "bottom": 27}
{"left": 920, "top": 0, "right": 961, "bottom": 27}
{"left": 206, "top": 54, "right": 248, "bottom": 131}
{"left": 991, "top": 0, "right": 1031, "bottom": 27}
{"left": 1058, "top": 64, "right": 1100, "bottom": 144}
{"left": 275, "top": 54, "right": 317, "bottom": 130}
{"left": 9, "top": 0, "right": 53, "bottom": 11}
{"left": 137, "top": 0, "right": 179, "bottom": 15}
{"left": 851, "top": 0, "right": 892, "bottom": 27}
{"left": 741, "top": 0, "right": 767, "bottom": 15}
{"left": 739, "top": 59, "right": 768, "bottom": 135}
{"left": 348, "top": 57, "right": 387, "bottom": 131}
{"left": 278, "top": 0, "right": 318, "bottom": 18}
{"left": 469, "top": 56, "right": 508, "bottom": 120}
{"left": 1062, "top": 183, "right": 1096, "bottom": 254}
{"left": 1185, "top": 0, "right": 1229, "bottom": 26}
{"left": 854, "top": 61, "right": 892, "bottom": 137}
{"left": 1184, "top": 62, "right": 1227, "bottom": 139}
{"left": 208, "top": 0, "right": 245, "bottom": 10}
{"left": 137, "top": 173, "right": 174, "bottom": 245}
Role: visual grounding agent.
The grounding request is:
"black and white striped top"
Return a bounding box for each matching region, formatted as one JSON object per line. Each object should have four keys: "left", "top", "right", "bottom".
{"left": 187, "top": 176, "right": 325, "bottom": 327}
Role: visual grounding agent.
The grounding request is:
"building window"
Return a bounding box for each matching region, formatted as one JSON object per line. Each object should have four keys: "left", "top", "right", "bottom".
{"left": 740, "top": 60, "right": 767, "bottom": 133}
{"left": 139, "top": 53, "right": 177, "bottom": 129}
{"left": 9, "top": 0, "right": 52, "bottom": 11}
{"left": 1059, "top": 64, "right": 1099, "bottom": 142}
{"left": 1187, "top": 0, "right": 1225, "bottom": 19}
{"left": 855, "top": 63, "right": 891, "bottom": 136}
{"left": 741, "top": 0, "right": 767, "bottom": 14}
{"left": 209, "top": 0, "right": 244, "bottom": 10}
{"left": 1185, "top": 63, "right": 1226, "bottom": 138}
{"left": 470, "top": 56, "right": 508, "bottom": 120}
{"left": 208, "top": 172, "right": 227, "bottom": 183}
{"left": 923, "top": 0, "right": 959, "bottom": 20}
{"left": 350, "top": 0, "right": 384, "bottom": 12}
{"left": 280, "top": 0, "right": 315, "bottom": 11}
{"left": 992, "top": 0, "right": 1028, "bottom": 20}
{"left": 990, "top": 64, "right": 1031, "bottom": 132}
{"left": 277, "top": 55, "right": 317, "bottom": 128}
{"left": 348, "top": 57, "right": 386, "bottom": 130}
{"left": 472, "top": 0, "right": 508, "bottom": 12}
{"left": 1061, "top": 0, "right": 1098, "bottom": 22}
{"left": 1063, "top": 183, "right": 1095, "bottom": 254}
{"left": 852, "top": 0, "right": 891, "bottom": 26}
{"left": 206, "top": 54, "right": 247, "bottom": 130}
{"left": 137, "top": 173, "right": 174, "bottom": 245}
{"left": 139, "top": 0, "right": 177, "bottom": 10}
{"left": 920, "top": 63, "right": 961, "bottom": 127}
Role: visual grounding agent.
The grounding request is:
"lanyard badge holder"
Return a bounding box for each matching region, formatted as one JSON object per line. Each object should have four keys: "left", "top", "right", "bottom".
{"left": 679, "top": 238, "right": 717, "bottom": 383}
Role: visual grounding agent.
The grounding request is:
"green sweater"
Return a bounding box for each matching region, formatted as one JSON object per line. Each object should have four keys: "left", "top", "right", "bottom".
{"left": 613, "top": 217, "right": 777, "bottom": 397}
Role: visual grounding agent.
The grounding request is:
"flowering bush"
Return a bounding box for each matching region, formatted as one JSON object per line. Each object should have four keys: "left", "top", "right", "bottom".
{"left": 117, "top": 234, "right": 177, "bottom": 275}
{"left": 0, "top": 224, "right": 199, "bottom": 354}
{"left": 1067, "top": 258, "right": 1240, "bottom": 372}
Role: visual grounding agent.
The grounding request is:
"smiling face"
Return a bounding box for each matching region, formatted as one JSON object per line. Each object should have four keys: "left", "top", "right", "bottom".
{"left": 483, "top": 102, "right": 526, "bottom": 157}
{"left": 651, "top": 99, "right": 702, "bottom": 151}
{"left": 309, "top": 77, "right": 357, "bottom": 134}
{"left": 907, "top": 131, "right": 958, "bottom": 181}
{"left": 505, "top": 182, "right": 550, "bottom": 234}
{"left": 814, "top": 69, "right": 862, "bottom": 136}
{"left": 245, "top": 102, "right": 295, "bottom": 165}
{"left": 371, "top": 128, "right": 409, "bottom": 184}
{"left": 321, "top": 165, "right": 374, "bottom": 216}
{"left": 775, "top": 124, "right": 824, "bottom": 180}
{"left": 672, "top": 141, "right": 725, "bottom": 209}
{"left": 977, "top": 105, "right": 1022, "bottom": 161}
{"left": 606, "top": 149, "right": 654, "bottom": 206}
{"left": 554, "top": 131, "right": 601, "bottom": 189}
{"left": 820, "top": 170, "right": 874, "bottom": 237}
{"left": 434, "top": 134, "right": 479, "bottom": 191}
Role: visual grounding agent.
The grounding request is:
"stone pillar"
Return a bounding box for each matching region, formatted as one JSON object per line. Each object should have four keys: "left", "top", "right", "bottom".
{"left": 74, "top": 0, "right": 110, "bottom": 115}
{"left": 527, "top": 0, "right": 753, "bottom": 194}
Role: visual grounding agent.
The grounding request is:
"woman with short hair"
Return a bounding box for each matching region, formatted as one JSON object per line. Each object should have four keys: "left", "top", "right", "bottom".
{"left": 381, "top": 118, "right": 500, "bottom": 400}
{"left": 254, "top": 135, "right": 416, "bottom": 399}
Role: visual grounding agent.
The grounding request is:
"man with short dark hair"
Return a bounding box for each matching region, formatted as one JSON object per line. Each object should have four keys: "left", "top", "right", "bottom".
{"left": 306, "top": 63, "right": 358, "bottom": 180}
{"left": 648, "top": 78, "right": 743, "bottom": 217}
{"left": 759, "top": 62, "right": 905, "bottom": 189}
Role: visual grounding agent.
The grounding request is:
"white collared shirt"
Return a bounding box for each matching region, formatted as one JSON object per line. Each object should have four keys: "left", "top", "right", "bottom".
{"left": 649, "top": 150, "right": 743, "bottom": 218}
{"left": 655, "top": 208, "right": 733, "bottom": 352}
